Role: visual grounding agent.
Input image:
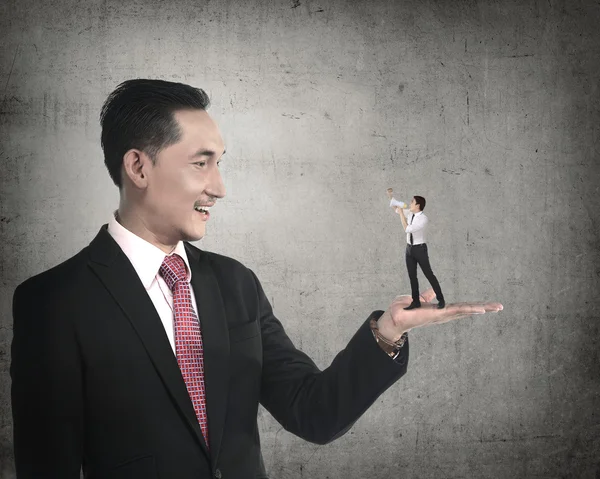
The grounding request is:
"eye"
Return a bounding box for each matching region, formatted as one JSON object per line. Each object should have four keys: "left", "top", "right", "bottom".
{"left": 194, "top": 161, "right": 207, "bottom": 167}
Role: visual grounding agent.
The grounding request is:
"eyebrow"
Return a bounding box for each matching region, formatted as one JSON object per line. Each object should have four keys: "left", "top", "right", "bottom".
{"left": 191, "top": 148, "right": 226, "bottom": 158}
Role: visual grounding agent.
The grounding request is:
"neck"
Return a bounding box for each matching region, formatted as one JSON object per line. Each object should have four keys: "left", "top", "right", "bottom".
{"left": 116, "top": 202, "right": 177, "bottom": 254}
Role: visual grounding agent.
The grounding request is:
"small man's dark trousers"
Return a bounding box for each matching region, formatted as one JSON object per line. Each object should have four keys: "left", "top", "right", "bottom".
{"left": 405, "top": 243, "right": 444, "bottom": 303}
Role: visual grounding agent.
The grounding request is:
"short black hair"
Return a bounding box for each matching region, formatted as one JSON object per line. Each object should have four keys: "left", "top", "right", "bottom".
{"left": 100, "top": 79, "right": 211, "bottom": 188}
{"left": 414, "top": 195, "right": 426, "bottom": 211}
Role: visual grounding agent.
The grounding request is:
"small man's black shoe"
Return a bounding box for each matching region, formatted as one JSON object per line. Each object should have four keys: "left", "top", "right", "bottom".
{"left": 437, "top": 300, "right": 445, "bottom": 309}
{"left": 404, "top": 301, "right": 421, "bottom": 310}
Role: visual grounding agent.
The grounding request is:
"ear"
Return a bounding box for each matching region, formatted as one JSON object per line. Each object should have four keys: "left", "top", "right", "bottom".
{"left": 122, "top": 149, "right": 151, "bottom": 189}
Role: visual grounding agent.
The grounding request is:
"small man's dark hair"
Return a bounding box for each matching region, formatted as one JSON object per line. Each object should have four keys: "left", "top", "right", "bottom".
{"left": 414, "top": 195, "right": 426, "bottom": 211}
{"left": 100, "top": 79, "right": 210, "bottom": 188}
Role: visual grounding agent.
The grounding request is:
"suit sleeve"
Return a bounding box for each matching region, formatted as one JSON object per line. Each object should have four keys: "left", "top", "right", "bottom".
{"left": 10, "top": 282, "right": 84, "bottom": 478}
{"left": 253, "top": 271, "right": 409, "bottom": 445}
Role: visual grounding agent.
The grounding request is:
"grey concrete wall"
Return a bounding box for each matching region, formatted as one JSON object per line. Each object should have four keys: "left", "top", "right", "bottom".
{"left": 1, "top": 0, "right": 599, "bottom": 477}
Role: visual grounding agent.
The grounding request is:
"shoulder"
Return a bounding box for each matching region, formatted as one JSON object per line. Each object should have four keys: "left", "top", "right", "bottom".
{"left": 185, "top": 242, "right": 254, "bottom": 280}
{"left": 205, "top": 250, "right": 251, "bottom": 276}
{"left": 15, "top": 247, "right": 90, "bottom": 299}
{"left": 13, "top": 246, "right": 91, "bottom": 313}
{"left": 184, "top": 243, "right": 263, "bottom": 301}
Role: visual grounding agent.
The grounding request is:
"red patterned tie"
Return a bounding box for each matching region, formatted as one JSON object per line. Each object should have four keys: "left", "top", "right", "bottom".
{"left": 159, "top": 254, "right": 209, "bottom": 447}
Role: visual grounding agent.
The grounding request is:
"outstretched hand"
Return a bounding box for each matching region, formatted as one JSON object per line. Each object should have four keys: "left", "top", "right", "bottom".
{"left": 377, "top": 288, "right": 503, "bottom": 341}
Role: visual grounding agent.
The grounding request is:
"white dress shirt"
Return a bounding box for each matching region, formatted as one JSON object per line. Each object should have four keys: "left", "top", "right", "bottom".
{"left": 404, "top": 211, "right": 428, "bottom": 245}
{"left": 390, "top": 198, "right": 428, "bottom": 245}
{"left": 107, "top": 213, "right": 199, "bottom": 354}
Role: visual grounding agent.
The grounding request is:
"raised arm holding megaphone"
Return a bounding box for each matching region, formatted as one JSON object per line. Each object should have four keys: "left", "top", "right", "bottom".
{"left": 386, "top": 187, "right": 408, "bottom": 211}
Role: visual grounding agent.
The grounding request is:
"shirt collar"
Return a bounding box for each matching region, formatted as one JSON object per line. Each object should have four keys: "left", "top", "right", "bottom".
{"left": 413, "top": 211, "right": 423, "bottom": 216}
{"left": 107, "top": 212, "right": 192, "bottom": 290}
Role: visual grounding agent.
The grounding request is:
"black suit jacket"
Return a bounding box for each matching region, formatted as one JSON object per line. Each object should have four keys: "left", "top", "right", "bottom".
{"left": 11, "top": 225, "right": 409, "bottom": 478}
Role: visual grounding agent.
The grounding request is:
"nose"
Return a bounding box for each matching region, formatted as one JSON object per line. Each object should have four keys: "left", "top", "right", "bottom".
{"left": 205, "top": 163, "right": 226, "bottom": 199}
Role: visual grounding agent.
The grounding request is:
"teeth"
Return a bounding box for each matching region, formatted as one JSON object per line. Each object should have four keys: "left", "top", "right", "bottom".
{"left": 194, "top": 206, "right": 210, "bottom": 213}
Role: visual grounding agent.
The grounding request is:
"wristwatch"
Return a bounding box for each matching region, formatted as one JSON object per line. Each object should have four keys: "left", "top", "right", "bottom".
{"left": 369, "top": 318, "right": 408, "bottom": 359}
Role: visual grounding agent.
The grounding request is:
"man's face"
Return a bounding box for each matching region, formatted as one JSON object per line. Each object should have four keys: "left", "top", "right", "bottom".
{"left": 140, "top": 109, "right": 226, "bottom": 244}
{"left": 409, "top": 197, "right": 419, "bottom": 213}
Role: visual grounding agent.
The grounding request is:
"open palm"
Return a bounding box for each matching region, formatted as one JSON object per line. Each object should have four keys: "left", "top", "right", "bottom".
{"left": 389, "top": 288, "right": 503, "bottom": 333}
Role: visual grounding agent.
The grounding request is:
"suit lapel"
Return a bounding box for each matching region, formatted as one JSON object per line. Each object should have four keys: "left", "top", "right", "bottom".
{"left": 186, "top": 243, "right": 230, "bottom": 466}
{"left": 87, "top": 226, "right": 209, "bottom": 455}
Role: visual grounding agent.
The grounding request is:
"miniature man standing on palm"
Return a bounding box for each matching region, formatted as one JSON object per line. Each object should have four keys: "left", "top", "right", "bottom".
{"left": 387, "top": 188, "right": 445, "bottom": 310}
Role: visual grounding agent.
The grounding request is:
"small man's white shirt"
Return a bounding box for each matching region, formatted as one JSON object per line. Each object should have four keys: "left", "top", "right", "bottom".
{"left": 404, "top": 211, "right": 427, "bottom": 245}
{"left": 390, "top": 197, "right": 428, "bottom": 245}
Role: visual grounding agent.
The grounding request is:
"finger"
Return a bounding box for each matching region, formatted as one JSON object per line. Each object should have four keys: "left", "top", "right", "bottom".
{"left": 484, "top": 302, "right": 503, "bottom": 312}
{"left": 442, "top": 305, "right": 503, "bottom": 321}
{"left": 419, "top": 288, "right": 436, "bottom": 303}
{"left": 444, "top": 302, "right": 502, "bottom": 312}
{"left": 392, "top": 295, "right": 413, "bottom": 307}
{"left": 453, "top": 301, "right": 504, "bottom": 311}
{"left": 446, "top": 303, "right": 486, "bottom": 311}
{"left": 444, "top": 305, "right": 487, "bottom": 316}
{"left": 460, "top": 302, "right": 503, "bottom": 313}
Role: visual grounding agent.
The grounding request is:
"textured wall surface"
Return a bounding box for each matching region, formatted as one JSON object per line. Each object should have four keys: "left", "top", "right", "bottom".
{"left": 1, "top": 0, "right": 599, "bottom": 477}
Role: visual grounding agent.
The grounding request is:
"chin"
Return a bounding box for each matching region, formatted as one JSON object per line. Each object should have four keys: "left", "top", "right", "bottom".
{"left": 181, "top": 227, "right": 206, "bottom": 242}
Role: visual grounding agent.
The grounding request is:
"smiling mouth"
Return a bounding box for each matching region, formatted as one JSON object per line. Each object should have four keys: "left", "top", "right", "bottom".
{"left": 193, "top": 204, "right": 214, "bottom": 220}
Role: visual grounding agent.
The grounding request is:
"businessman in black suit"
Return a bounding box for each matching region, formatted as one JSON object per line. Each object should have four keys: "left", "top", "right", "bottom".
{"left": 10, "top": 79, "right": 503, "bottom": 478}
